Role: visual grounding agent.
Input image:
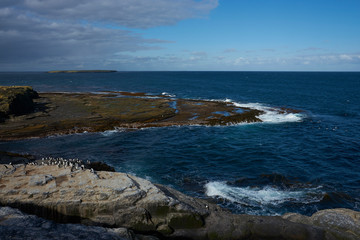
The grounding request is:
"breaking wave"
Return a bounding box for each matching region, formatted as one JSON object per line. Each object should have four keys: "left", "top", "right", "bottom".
{"left": 223, "top": 99, "right": 305, "bottom": 124}
{"left": 205, "top": 181, "right": 324, "bottom": 208}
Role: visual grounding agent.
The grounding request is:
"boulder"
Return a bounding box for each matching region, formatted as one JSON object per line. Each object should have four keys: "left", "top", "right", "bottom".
{"left": 0, "top": 163, "right": 358, "bottom": 240}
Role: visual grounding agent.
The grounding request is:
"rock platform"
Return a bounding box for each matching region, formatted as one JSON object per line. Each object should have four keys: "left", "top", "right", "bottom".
{"left": 0, "top": 163, "right": 359, "bottom": 240}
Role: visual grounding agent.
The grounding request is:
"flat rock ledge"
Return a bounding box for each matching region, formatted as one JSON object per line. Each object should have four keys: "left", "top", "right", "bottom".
{"left": 0, "top": 164, "right": 359, "bottom": 240}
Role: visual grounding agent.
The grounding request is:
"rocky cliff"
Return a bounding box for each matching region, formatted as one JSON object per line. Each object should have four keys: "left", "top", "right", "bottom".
{"left": 0, "top": 163, "right": 359, "bottom": 240}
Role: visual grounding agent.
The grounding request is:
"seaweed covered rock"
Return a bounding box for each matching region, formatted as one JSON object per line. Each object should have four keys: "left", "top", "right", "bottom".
{"left": 0, "top": 86, "right": 38, "bottom": 121}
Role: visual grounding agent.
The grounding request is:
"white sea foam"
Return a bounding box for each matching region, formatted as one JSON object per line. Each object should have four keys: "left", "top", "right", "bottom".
{"left": 233, "top": 102, "right": 304, "bottom": 124}
{"left": 201, "top": 98, "right": 304, "bottom": 124}
{"left": 101, "top": 127, "right": 125, "bottom": 136}
{"left": 162, "top": 92, "right": 176, "bottom": 98}
{"left": 205, "top": 181, "right": 323, "bottom": 206}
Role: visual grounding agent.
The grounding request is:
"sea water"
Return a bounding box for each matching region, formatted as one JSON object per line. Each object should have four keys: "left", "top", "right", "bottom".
{"left": 0, "top": 71, "right": 359, "bottom": 216}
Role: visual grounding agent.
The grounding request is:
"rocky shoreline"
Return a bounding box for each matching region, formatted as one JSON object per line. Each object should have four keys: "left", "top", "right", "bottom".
{"left": 1, "top": 86, "right": 359, "bottom": 239}
{"left": 0, "top": 162, "right": 359, "bottom": 240}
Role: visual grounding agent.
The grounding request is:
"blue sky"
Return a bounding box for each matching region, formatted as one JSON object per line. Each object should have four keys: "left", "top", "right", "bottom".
{"left": 1, "top": 0, "right": 360, "bottom": 71}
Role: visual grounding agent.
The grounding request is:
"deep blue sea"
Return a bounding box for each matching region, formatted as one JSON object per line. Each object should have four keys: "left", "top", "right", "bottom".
{"left": 1, "top": 71, "right": 359, "bottom": 216}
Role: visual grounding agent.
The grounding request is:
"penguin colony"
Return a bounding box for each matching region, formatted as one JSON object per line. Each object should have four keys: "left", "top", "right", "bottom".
{"left": 20, "top": 157, "right": 94, "bottom": 173}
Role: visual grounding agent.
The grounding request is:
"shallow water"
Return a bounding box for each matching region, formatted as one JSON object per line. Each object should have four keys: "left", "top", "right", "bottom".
{"left": 1, "top": 71, "right": 359, "bottom": 215}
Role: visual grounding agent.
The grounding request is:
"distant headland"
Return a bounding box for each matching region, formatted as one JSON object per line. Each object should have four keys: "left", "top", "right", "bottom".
{"left": 46, "top": 70, "right": 117, "bottom": 73}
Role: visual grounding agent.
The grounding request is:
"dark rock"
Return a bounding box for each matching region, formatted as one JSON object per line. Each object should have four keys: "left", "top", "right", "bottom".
{"left": 88, "top": 161, "right": 115, "bottom": 172}
{"left": 0, "top": 151, "right": 36, "bottom": 164}
{"left": 0, "top": 86, "right": 38, "bottom": 122}
{"left": 0, "top": 206, "right": 144, "bottom": 240}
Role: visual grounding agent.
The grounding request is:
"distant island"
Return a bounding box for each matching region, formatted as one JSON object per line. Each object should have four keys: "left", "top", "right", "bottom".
{"left": 47, "top": 70, "right": 117, "bottom": 73}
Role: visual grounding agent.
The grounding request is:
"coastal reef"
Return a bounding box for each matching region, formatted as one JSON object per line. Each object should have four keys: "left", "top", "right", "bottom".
{"left": 0, "top": 163, "right": 359, "bottom": 240}
{"left": 0, "top": 86, "right": 274, "bottom": 140}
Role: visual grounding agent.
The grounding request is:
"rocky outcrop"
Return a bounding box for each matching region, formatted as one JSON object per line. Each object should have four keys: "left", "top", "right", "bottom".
{"left": 0, "top": 163, "right": 359, "bottom": 239}
{"left": 0, "top": 86, "right": 38, "bottom": 122}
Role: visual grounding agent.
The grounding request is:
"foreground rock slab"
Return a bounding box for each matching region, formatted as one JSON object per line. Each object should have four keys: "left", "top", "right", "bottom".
{"left": 0, "top": 164, "right": 359, "bottom": 239}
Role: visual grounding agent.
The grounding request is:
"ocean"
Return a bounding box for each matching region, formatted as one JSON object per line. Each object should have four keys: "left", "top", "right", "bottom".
{"left": 0, "top": 71, "right": 359, "bottom": 216}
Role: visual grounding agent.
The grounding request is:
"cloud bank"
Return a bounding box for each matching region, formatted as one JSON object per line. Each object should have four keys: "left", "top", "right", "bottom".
{"left": 0, "top": 0, "right": 218, "bottom": 70}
